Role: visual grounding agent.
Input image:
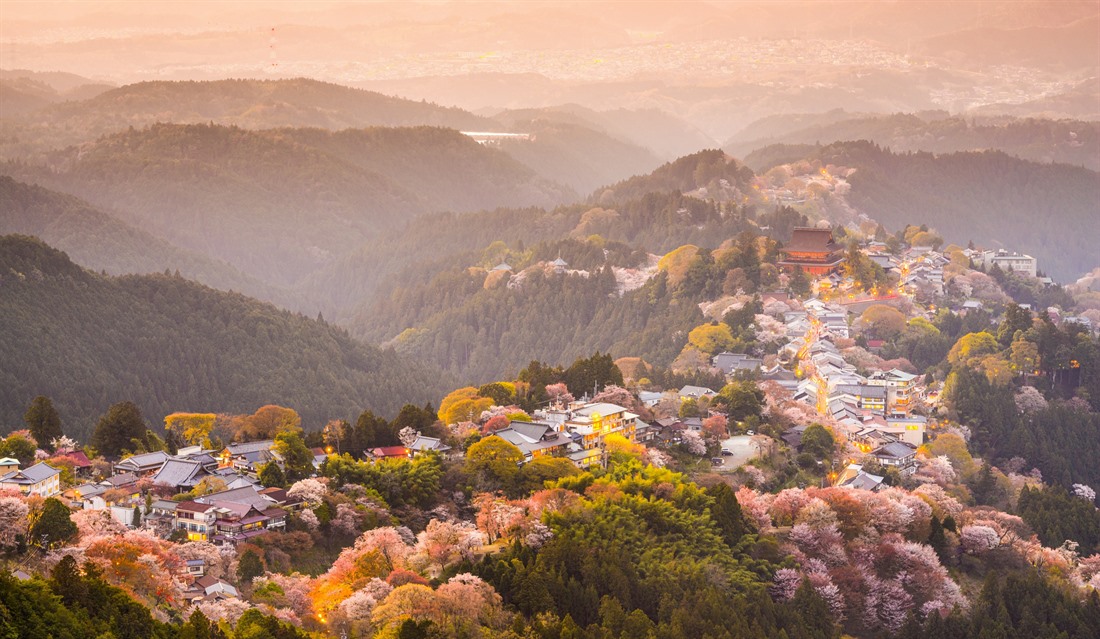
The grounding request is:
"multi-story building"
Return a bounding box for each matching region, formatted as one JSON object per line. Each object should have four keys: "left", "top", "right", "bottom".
{"left": 0, "top": 462, "right": 61, "bottom": 497}
{"left": 174, "top": 485, "right": 289, "bottom": 544}
{"left": 980, "top": 249, "right": 1037, "bottom": 278}
{"left": 779, "top": 227, "right": 844, "bottom": 275}
{"left": 866, "top": 368, "right": 917, "bottom": 417}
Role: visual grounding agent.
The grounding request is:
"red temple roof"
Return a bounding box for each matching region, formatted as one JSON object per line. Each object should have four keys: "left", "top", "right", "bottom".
{"left": 782, "top": 228, "right": 841, "bottom": 254}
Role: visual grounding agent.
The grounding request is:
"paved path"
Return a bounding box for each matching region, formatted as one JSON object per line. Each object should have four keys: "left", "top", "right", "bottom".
{"left": 715, "top": 435, "right": 757, "bottom": 470}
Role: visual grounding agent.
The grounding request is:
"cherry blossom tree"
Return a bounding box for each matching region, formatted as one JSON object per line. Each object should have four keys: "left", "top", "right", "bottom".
{"left": 50, "top": 435, "right": 78, "bottom": 455}
{"left": 1072, "top": 484, "right": 1096, "bottom": 503}
{"left": 298, "top": 508, "right": 319, "bottom": 531}
{"left": 735, "top": 487, "right": 774, "bottom": 531}
{"left": 959, "top": 525, "right": 1000, "bottom": 555}
{"left": 545, "top": 383, "right": 573, "bottom": 406}
{"left": 769, "top": 568, "right": 802, "bottom": 602}
{"left": 681, "top": 430, "right": 706, "bottom": 456}
{"left": 755, "top": 313, "right": 787, "bottom": 345}
{"left": 397, "top": 426, "right": 418, "bottom": 447}
{"left": 914, "top": 455, "right": 957, "bottom": 487}
{"left": 409, "top": 519, "right": 485, "bottom": 577}
{"left": 0, "top": 497, "right": 28, "bottom": 551}
{"left": 331, "top": 503, "right": 365, "bottom": 536}
{"left": 794, "top": 497, "right": 838, "bottom": 530}
{"left": 339, "top": 577, "right": 393, "bottom": 620}
{"left": 72, "top": 508, "right": 127, "bottom": 539}
{"left": 194, "top": 597, "right": 251, "bottom": 624}
{"left": 287, "top": 478, "right": 327, "bottom": 506}
{"left": 253, "top": 572, "right": 314, "bottom": 619}
{"left": 1014, "top": 386, "right": 1048, "bottom": 414}
{"left": 701, "top": 415, "right": 729, "bottom": 441}
{"left": 591, "top": 385, "right": 637, "bottom": 410}
{"left": 473, "top": 493, "right": 526, "bottom": 543}
{"left": 172, "top": 541, "right": 226, "bottom": 579}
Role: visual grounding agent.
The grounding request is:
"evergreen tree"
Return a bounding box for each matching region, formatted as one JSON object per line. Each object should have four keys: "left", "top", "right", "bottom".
{"left": 258, "top": 461, "right": 287, "bottom": 488}
{"left": 236, "top": 549, "right": 264, "bottom": 583}
{"left": 90, "top": 401, "right": 147, "bottom": 458}
{"left": 706, "top": 482, "right": 750, "bottom": 545}
{"left": 24, "top": 395, "right": 62, "bottom": 451}
{"left": 30, "top": 497, "right": 77, "bottom": 548}
{"left": 354, "top": 409, "right": 398, "bottom": 453}
{"left": 50, "top": 554, "right": 87, "bottom": 608}
{"left": 788, "top": 266, "right": 812, "bottom": 298}
{"left": 274, "top": 431, "right": 314, "bottom": 483}
{"left": 928, "top": 516, "right": 948, "bottom": 562}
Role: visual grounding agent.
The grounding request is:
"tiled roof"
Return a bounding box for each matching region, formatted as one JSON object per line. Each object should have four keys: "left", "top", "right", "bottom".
{"left": 0, "top": 462, "right": 60, "bottom": 484}
{"left": 783, "top": 228, "right": 840, "bottom": 254}
{"left": 223, "top": 440, "right": 275, "bottom": 455}
{"left": 152, "top": 459, "right": 207, "bottom": 488}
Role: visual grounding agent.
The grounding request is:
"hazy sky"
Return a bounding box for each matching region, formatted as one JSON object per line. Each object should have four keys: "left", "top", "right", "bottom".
{"left": 2, "top": 0, "right": 1096, "bottom": 120}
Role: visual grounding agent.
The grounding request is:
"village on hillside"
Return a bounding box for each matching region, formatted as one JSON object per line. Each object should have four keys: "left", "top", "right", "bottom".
{"left": 2, "top": 222, "right": 1098, "bottom": 637}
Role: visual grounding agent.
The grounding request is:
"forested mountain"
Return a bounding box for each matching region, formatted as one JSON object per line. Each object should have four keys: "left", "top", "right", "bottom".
{"left": 2, "top": 123, "right": 575, "bottom": 290}
{"left": 0, "top": 235, "right": 448, "bottom": 441}
{"left": 0, "top": 176, "right": 281, "bottom": 302}
{"left": 490, "top": 103, "right": 718, "bottom": 161}
{"left": 496, "top": 120, "right": 663, "bottom": 195}
{"left": 263, "top": 126, "right": 576, "bottom": 211}
{"left": 0, "top": 70, "right": 114, "bottom": 117}
{"left": 725, "top": 113, "right": 1100, "bottom": 170}
{"left": 0, "top": 77, "right": 496, "bottom": 158}
{"left": 913, "top": 15, "right": 1100, "bottom": 69}
{"left": 593, "top": 149, "right": 758, "bottom": 203}
{"left": 969, "top": 77, "right": 1100, "bottom": 121}
{"left": 782, "top": 141, "right": 1098, "bottom": 281}
{"left": 341, "top": 198, "right": 768, "bottom": 380}
{"left": 302, "top": 185, "right": 760, "bottom": 324}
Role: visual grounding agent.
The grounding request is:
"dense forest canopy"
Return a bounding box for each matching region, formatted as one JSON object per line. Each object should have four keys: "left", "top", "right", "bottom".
{"left": 0, "top": 235, "right": 449, "bottom": 441}
{"left": 815, "top": 142, "right": 1098, "bottom": 282}
{"left": 727, "top": 112, "right": 1100, "bottom": 171}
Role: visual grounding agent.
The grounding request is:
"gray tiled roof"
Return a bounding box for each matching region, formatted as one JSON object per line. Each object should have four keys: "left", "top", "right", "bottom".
{"left": 0, "top": 462, "right": 60, "bottom": 484}
{"left": 114, "top": 451, "right": 170, "bottom": 471}
{"left": 152, "top": 459, "right": 207, "bottom": 488}
{"left": 223, "top": 440, "right": 275, "bottom": 455}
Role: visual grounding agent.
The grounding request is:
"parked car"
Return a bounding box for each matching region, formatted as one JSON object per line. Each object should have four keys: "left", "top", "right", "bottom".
{"left": 711, "top": 457, "right": 724, "bottom": 466}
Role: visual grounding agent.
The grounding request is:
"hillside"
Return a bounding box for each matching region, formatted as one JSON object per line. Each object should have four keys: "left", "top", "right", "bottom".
{"left": 968, "top": 76, "right": 1100, "bottom": 121}
{"left": 0, "top": 77, "right": 497, "bottom": 158}
{"left": 725, "top": 112, "right": 1100, "bottom": 170}
{"left": 490, "top": 103, "right": 718, "bottom": 160}
{"left": 815, "top": 142, "right": 1100, "bottom": 281}
{"left": 266, "top": 126, "right": 576, "bottom": 211}
{"left": 0, "top": 176, "right": 282, "bottom": 302}
{"left": 301, "top": 186, "right": 760, "bottom": 324}
{"left": 337, "top": 191, "right": 764, "bottom": 380}
{"left": 2, "top": 123, "right": 575, "bottom": 290}
{"left": 914, "top": 16, "right": 1100, "bottom": 70}
{"left": 593, "top": 149, "right": 758, "bottom": 203}
{"left": 0, "top": 235, "right": 448, "bottom": 441}
{"left": 496, "top": 120, "right": 663, "bottom": 195}
{"left": 0, "top": 70, "right": 114, "bottom": 117}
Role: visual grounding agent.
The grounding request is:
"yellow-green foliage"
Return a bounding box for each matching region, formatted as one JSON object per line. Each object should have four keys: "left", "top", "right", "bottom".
{"left": 657, "top": 245, "right": 699, "bottom": 286}
{"left": 947, "top": 332, "right": 1000, "bottom": 368}
{"left": 164, "top": 412, "right": 216, "bottom": 448}
{"left": 688, "top": 323, "right": 736, "bottom": 355}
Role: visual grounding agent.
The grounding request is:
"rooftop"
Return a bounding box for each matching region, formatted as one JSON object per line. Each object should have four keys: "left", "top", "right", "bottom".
{"left": 782, "top": 227, "right": 842, "bottom": 254}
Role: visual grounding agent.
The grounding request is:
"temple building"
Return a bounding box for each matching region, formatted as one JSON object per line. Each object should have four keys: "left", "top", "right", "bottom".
{"left": 779, "top": 227, "right": 844, "bottom": 275}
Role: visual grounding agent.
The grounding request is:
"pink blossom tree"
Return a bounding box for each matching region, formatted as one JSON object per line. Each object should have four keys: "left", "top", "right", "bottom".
{"left": 0, "top": 497, "right": 28, "bottom": 551}
{"left": 287, "top": 478, "right": 327, "bottom": 506}
{"left": 959, "top": 525, "right": 1000, "bottom": 555}
{"left": 681, "top": 430, "right": 706, "bottom": 456}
